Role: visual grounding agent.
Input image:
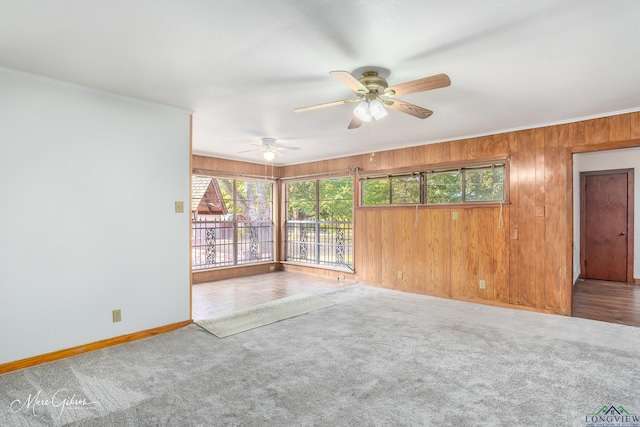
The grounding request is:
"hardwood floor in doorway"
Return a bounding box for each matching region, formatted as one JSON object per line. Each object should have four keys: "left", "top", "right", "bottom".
{"left": 192, "top": 271, "right": 353, "bottom": 321}
{"left": 572, "top": 279, "right": 640, "bottom": 327}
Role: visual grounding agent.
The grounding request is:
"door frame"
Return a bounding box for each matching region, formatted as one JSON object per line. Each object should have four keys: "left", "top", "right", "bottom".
{"left": 579, "top": 168, "right": 634, "bottom": 282}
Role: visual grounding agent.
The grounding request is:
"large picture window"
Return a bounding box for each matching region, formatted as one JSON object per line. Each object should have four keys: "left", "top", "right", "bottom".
{"left": 361, "top": 162, "right": 505, "bottom": 206}
{"left": 192, "top": 176, "right": 273, "bottom": 270}
{"left": 285, "top": 177, "right": 353, "bottom": 269}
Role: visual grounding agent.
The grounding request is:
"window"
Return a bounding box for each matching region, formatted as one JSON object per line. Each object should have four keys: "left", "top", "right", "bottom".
{"left": 192, "top": 176, "right": 273, "bottom": 270}
{"left": 464, "top": 167, "right": 504, "bottom": 202}
{"left": 285, "top": 177, "right": 353, "bottom": 269}
{"left": 361, "top": 174, "right": 421, "bottom": 205}
{"left": 426, "top": 171, "right": 462, "bottom": 204}
{"left": 361, "top": 162, "right": 505, "bottom": 206}
{"left": 392, "top": 175, "right": 421, "bottom": 204}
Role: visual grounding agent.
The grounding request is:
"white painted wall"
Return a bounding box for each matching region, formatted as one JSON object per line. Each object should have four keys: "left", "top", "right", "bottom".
{"left": 0, "top": 68, "right": 191, "bottom": 365}
{"left": 573, "top": 147, "right": 640, "bottom": 283}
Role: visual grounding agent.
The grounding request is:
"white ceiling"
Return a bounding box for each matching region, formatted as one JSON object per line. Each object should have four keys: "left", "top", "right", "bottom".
{"left": 2, "top": 1, "right": 640, "bottom": 165}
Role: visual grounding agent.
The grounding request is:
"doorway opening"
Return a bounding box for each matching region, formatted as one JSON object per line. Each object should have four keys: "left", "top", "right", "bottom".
{"left": 572, "top": 148, "right": 640, "bottom": 327}
{"left": 579, "top": 168, "right": 634, "bottom": 282}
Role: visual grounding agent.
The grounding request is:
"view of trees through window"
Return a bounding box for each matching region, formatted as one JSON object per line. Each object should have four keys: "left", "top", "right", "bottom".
{"left": 192, "top": 163, "right": 502, "bottom": 271}
{"left": 426, "top": 171, "right": 462, "bottom": 204}
{"left": 464, "top": 168, "right": 505, "bottom": 202}
{"left": 362, "top": 164, "right": 505, "bottom": 206}
{"left": 192, "top": 176, "right": 273, "bottom": 270}
{"left": 286, "top": 177, "right": 353, "bottom": 268}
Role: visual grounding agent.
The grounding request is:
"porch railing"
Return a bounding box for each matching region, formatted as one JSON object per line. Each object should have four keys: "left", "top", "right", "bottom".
{"left": 285, "top": 220, "right": 353, "bottom": 269}
{"left": 192, "top": 219, "right": 273, "bottom": 270}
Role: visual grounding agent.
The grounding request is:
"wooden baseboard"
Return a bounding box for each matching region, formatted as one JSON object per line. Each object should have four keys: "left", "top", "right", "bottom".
{"left": 0, "top": 319, "right": 193, "bottom": 375}
{"left": 281, "top": 263, "right": 356, "bottom": 281}
{"left": 193, "top": 263, "right": 281, "bottom": 283}
{"left": 364, "top": 281, "right": 568, "bottom": 316}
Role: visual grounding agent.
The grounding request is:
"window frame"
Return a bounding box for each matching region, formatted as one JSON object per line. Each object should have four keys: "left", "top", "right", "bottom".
{"left": 359, "top": 159, "right": 508, "bottom": 207}
{"left": 191, "top": 175, "right": 275, "bottom": 270}
{"left": 284, "top": 175, "right": 354, "bottom": 270}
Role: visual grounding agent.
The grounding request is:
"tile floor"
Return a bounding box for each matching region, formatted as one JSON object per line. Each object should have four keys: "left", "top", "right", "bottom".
{"left": 192, "top": 271, "right": 353, "bottom": 320}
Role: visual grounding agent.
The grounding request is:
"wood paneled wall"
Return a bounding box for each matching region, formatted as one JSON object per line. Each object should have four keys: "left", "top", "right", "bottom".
{"left": 194, "top": 112, "right": 640, "bottom": 315}
{"left": 279, "top": 111, "right": 640, "bottom": 315}
{"left": 192, "top": 155, "right": 282, "bottom": 177}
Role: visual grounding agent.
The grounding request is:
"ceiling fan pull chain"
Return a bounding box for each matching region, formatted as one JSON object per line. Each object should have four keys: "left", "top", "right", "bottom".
{"left": 370, "top": 119, "right": 376, "bottom": 162}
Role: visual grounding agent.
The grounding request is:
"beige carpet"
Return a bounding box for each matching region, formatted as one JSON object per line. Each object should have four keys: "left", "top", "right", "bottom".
{"left": 195, "top": 293, "right": 335, "bottom": 337}
{"left": 2, "top": 284, "right": 639, "bottom": 426}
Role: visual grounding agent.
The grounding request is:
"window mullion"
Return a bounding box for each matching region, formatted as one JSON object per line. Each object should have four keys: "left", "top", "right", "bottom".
{"left": 315, "top": 180, "right": 320, "bottom": 265}
{"left": 461, "top": 170, "right": 466, "bottom": 203}
{"left": 233, "top": 179, "right": 238, "bottom": 265}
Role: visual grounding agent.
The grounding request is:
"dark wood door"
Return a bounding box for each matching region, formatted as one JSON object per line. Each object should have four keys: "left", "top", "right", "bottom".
{"left": 581, "top": 169, "right": 633, "bottom": 282}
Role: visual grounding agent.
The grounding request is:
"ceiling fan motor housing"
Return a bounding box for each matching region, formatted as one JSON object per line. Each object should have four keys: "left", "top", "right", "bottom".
{"left": 261, "top": 137, "right": 277, "bottom": 148}
{"left": 358, "top": 71, "right": 389, "bottom": 94}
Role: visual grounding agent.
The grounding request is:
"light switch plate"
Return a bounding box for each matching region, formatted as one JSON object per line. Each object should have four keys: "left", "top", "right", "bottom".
{"left": 175, "top": 201, "right": 184, "bottom": 213}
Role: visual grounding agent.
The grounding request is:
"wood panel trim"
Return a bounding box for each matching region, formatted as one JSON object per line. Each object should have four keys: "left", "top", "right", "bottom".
{"left": 193, "top": 263, "right": 282, "bottom": 283}
{"left": 364, "top": 281, "right": 562, "bottom": 315}
{"left": 282, "top": 263, "right": 356, "bottom": 281}
{"left": 627, "top": 169, "right": 635, "bottom": 282}
{"left": 570, "top": 138, "right": 640, "bottom": 154}
{"left": 189, "top": 114, "right": 193, "bottom": 319}
{"left": 356, "top": 156, "right": 508, "bottom": 179}
{"left": 356, "top": 202, "right": 511, "bottom": 211}
{"left": 0, "top": 320, "right": 193, "bottom": 375}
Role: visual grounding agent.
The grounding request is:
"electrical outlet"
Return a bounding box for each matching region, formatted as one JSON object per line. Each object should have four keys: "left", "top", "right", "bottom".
{"left": 452, "top": 211, "right": 458, "bottom": 220}
{"left": 479, "top": 280, "right": 486, "bottom": 290}
{"left": 338, "top": 274, "right": 345, "bottom": 280}
{"left": 397, "top": 271, "right": 403, "bottom": 279}
{"left": 269, "top": 266, "right": 275, "bottom": 271}
{"left": 112, "top": 309, "right": 121, "bottom": 323}
{"left": 174, "top": 201, "right": 184, "bottom": 213}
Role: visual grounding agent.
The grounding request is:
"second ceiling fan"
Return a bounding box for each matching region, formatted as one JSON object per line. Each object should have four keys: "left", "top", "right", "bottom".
{"left": 294, "top": 69, "right": 451, "bottom": 129}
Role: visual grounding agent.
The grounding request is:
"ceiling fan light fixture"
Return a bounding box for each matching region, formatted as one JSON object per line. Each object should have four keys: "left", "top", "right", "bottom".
{"left": 369, "top": 99, "right": 387, "bottom": 120}
{"left": 263, "top": 150, "right": 276, "bottom": 161}
{"left": 353, "top": 101, "right": 372, "bottom": 122}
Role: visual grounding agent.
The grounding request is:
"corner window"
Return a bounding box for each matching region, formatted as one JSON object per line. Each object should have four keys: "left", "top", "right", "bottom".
{"left": 191, "top": 176, "right": 274, "bottom": 270}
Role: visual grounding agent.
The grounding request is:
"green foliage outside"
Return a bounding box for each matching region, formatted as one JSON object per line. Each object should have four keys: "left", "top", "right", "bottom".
{"left": 363, "top": 176, "right": 421, "bottom": 205}
{"left": 391, "top": 176, "right": 420, "bottom": 204}
{"left": 426, "top": 171, "right": 462, "bottom": 204}
{"left": 464, "top": 168, "right": 504, "bottom": 202}
{"left": 362, "top": 167, "right": 504, "bottom": 205}
{"left": 362, "top": 179, "right": 390, "bottom": 205}
{"left": 287, "top": 177, "right": 353, "bottom": 222}
{"left": 216, "top": 178, "right": 272, "bottom": 220}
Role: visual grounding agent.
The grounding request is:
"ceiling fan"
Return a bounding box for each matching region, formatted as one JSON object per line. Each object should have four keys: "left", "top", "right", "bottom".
{"left": 238, "top": 137, "right": 301, "bottom": 161}
{"left": 294, "top": 69, "right": 451, "bottom": 129}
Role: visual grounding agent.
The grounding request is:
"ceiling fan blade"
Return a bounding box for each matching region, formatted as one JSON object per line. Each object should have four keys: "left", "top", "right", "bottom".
{"left": 348, "top": 115, "right": 362, "bottom": 129}
{"left": 330, "top": 70, "right": 368, "bottom": 93}
{"left": 278, "top": 146, "right": 301, "bottom": 150}
{"left": 386, "top": 73, "right": 451, "bottom": 97}
{"left": 384, "top": 98, "right": 433, "bottom": 119}
{"left": 294, "top": 98, "right": 359, "bottom": 112}
{"left": 238, "top": 148, "right": 260, "bottom": 153}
